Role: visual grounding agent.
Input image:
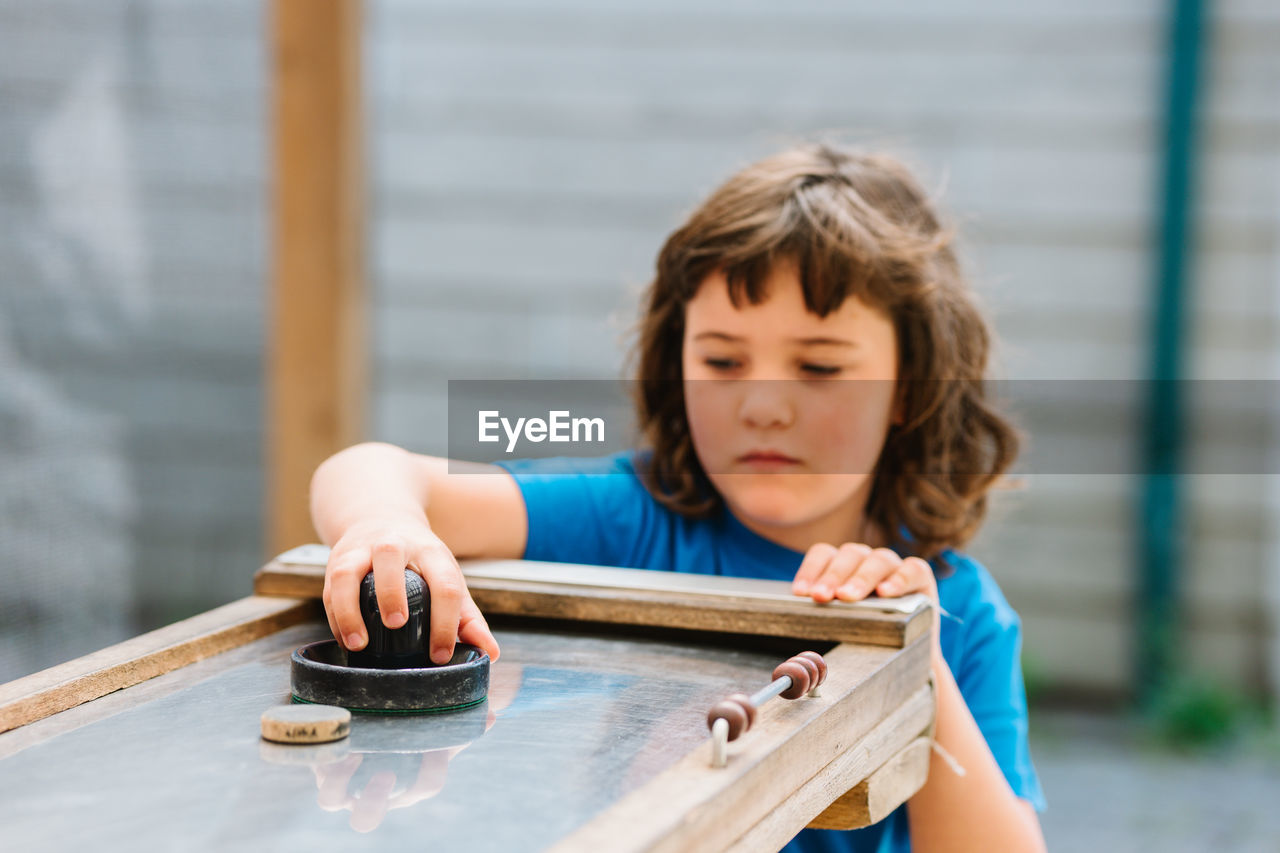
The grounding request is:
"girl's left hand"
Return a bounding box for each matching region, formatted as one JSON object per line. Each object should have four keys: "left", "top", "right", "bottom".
{"left": 791, "top": 543, "right": 941, "bottom": 650}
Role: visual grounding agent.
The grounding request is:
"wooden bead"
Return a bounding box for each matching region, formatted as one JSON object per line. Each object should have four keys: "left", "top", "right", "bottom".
{"left": 773, "top": 660, "right": 810, "bottom": 699}
{"left": 707, "top": 699, "right": 750, "bottom": 741}
{"left": 726, "top": 693, "right": 756, "bottom": 729}
{"left": 792, "top": 654, "right": 820, "bottom": 690}
{"left": 797, "top": 651, "right": 827, "bottom": 686}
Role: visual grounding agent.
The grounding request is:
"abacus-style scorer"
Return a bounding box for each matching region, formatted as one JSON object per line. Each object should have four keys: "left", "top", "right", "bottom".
{"left": 707, "top": 650, "right": 830, "bottom": 768}
{"left": 0, "top": 548, "right": 936, "bottom": 853}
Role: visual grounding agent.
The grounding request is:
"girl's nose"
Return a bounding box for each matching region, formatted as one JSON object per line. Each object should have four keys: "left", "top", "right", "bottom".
{"left": 737, "top": 381, "right": 795, "bottom": 429}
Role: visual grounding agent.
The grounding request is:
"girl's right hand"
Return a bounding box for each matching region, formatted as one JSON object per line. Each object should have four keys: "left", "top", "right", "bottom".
{"left": 321, "top": 516, "right": 501, "bottom": 665}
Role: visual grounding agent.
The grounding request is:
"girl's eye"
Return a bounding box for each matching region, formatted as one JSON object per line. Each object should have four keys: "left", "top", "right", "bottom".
{"left": 800, "top": 364, "right": 842, "bottom": 376}
{"left": 704, "top": 358, "right": 740, "bottom": 371}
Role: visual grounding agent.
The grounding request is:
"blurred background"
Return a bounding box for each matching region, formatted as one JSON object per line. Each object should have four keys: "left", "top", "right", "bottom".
{"left": 0, "top": 0, "right": 1277, "bottom": 848}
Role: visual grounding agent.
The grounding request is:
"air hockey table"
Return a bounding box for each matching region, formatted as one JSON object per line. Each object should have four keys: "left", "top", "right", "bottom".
{"left": 0, "top": 546, "right": 936, "bottom": 852}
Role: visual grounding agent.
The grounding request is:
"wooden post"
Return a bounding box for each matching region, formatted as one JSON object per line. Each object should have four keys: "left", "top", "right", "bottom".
{"left": 267, "top": 0, "right": 366, "bottom": 557}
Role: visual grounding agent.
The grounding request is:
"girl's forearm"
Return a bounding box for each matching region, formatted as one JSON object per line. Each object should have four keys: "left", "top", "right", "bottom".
{"left": 309, "top": 442, "right": 433, "bottom": 546}
{"left": 905, "top": 649, "right": 1047, "bottom": 853}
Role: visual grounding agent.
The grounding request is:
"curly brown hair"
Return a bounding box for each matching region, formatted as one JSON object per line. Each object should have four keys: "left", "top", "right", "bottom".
{"left": 629, "top": 144, "right": 1020, "bottom": 560}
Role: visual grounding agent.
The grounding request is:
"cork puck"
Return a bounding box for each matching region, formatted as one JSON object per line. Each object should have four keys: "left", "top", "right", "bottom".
{"left": 260, "top": 703, "right": 351, "bottom": 744}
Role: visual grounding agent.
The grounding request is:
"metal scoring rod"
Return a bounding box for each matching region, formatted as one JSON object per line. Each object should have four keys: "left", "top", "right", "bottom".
{"left": 706, "top": 651, "right": 828, "bottom": 768}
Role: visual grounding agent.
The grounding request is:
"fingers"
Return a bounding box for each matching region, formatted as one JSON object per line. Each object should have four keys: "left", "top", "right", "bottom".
{"left": 875, "top": 556, "right": 934, "bottom": 599}
{"left": 324, "top": 546, "right": 372, "bottom": 650}
{"left": 324, "top": 526, "right": 484, "bottom": 666}
{"left": 457, "top": 594, "right": 501, "bottom": 662}
{"left": 323, "top": 599, "right": 342, "bottom": 654}
{"left": 835, "top": 548, "right": 903, "bottom": 601}
{"left": 371, "top": 539, "right": 410, "bottom": 629}
{"left": 813, "top": 543, "right": 872, "bottom": 602}
{"left": 418, "top": 542, "right": 464, "bottom": 665}
{"left": 790, "top": 542, "right": 913, "bottom": 604}
{"left": 792, "top": 543, "right": 837, "bottom": 595}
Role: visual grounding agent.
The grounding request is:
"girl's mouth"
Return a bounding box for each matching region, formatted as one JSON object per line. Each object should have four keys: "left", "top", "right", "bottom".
{"left": 736, "top": 450, "right": 801, "bottom": 468}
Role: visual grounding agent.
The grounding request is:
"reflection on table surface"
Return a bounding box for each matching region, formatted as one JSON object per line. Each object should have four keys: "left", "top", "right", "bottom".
{"left": 0, "top": 619, "right": 814, "bottom": 852}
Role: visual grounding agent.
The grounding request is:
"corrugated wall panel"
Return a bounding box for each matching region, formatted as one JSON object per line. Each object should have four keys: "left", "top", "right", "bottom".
{"left": 1, "top": 0, "right": 1274, "bottom": 697}
{"left": 368, "top": 0, "right": 1278, "bottom": 698}
{"left": 0, "top": 0, "right": 265, "bottom": 681}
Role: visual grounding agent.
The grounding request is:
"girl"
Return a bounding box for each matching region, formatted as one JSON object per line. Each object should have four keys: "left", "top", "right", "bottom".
{"left": 310, "top": 144, "right": 1048, "bottom": 852}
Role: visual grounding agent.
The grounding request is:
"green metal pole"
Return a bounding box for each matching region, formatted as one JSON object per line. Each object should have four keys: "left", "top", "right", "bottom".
{"left": 1138, "top": 0, "right": 1209, "bottom": 709}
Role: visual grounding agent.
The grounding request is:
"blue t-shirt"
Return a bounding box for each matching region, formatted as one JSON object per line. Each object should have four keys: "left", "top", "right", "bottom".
{"left": 494, "top": 451, "right": 1046, "bottom": 852}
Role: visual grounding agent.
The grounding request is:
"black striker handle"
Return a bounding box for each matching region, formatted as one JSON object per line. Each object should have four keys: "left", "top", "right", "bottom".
{"left": 347, "top": 569, "right": 431, "bottom": 669}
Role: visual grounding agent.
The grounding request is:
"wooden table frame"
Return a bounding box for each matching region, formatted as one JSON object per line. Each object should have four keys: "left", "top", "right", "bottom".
{"left": 0, "top": 550, "right": 936, "bottom": 852}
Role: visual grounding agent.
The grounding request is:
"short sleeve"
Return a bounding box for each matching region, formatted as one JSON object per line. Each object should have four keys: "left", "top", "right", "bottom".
{"left": 492, "top": 453, "right": 664, "bottom": 569}
{"left": 954, "top": 595, "right": 1048, "bottom": 812}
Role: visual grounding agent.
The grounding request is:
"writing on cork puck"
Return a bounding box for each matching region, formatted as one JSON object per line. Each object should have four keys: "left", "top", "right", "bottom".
{"left": 260, "top": 703, "right": 351, "bottom": 744}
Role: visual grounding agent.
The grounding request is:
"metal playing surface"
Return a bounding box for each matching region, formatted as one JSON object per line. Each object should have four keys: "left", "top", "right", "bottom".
{"left": 0, "top": 619, "right": 819, "bottom": 852}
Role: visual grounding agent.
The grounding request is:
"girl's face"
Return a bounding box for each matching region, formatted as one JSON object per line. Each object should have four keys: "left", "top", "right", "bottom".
{"left": 681, "top": 263, "right": 899, "bottom": 551}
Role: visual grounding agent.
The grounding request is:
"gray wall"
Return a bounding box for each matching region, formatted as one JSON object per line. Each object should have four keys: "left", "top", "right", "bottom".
{"left": 369, "top": 0, "right": 1280, "bottom": 697}
{"left": 1, "top": 0, "right": 1276, "bottom": 699}
{"left": 0, "top": 0, "right": 266, "bottom": 679}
